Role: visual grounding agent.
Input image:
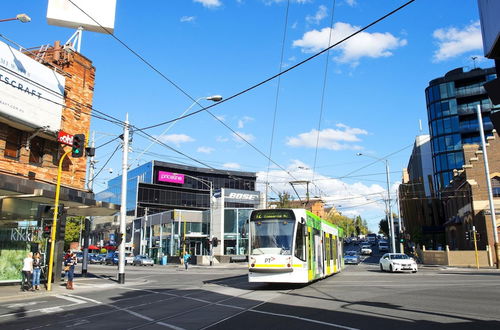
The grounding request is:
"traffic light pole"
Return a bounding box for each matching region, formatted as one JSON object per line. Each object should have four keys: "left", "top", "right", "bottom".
{"left": 118, "top": 114, "right": 130, "bottom": 284}
{"left": 46, "top": 150, "right": 71, "bottom": 291}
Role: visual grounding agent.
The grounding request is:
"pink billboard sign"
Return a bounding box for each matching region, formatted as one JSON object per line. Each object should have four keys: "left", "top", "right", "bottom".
{"left": 158, "top": 171, "right": 185, "bottom": 184}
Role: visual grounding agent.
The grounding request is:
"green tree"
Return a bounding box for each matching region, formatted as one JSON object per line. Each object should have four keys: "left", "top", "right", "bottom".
{"left": 379, "top": 219, "right": 389, "bottom": 236}
{"left": 64, "top": 217, "right": 85, "bottom": 250}
{"left": 277, "top": 192, "right": 294, "bottom": 208}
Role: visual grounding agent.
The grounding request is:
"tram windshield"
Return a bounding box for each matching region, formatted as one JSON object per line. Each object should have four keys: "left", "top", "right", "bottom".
{"left": 250, "top": 218, "right": 295, "bottom": 255}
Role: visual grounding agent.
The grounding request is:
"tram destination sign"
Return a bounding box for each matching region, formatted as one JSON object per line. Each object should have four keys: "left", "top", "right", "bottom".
{"left": 252, "top": 210, "right": 294, "bottom": 220}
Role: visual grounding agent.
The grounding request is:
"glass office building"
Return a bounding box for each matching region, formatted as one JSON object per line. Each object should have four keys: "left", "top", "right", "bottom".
{"left": 426, "top": 67, "right": 497, "bottom": 191}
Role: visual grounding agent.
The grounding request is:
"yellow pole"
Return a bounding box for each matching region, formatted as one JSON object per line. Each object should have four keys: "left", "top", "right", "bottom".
{"left": 473, "top": 227, "right": 479, "bottom": 269}
{"left": 46, "top": 150, "right": 71, "bottom": 291}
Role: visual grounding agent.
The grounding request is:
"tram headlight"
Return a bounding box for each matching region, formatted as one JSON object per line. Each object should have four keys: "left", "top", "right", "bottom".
{"left": 250, "top": 257, "right": 256, "bottom": 267}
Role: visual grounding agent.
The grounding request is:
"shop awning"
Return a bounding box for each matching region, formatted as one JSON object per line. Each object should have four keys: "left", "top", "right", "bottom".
{"left": 0, "top": 173, "right": 120, "bottom": 219}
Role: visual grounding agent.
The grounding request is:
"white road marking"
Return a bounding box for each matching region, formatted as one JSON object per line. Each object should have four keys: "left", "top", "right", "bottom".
{"left": 54, "top": 294, "right": 87, "bottom": 305}
{"left": 66, "top": 319, "right": 90, "bottom": 327}
{"left": 5, "top": 301, "right": 47, "bottom": 308}
{"left": 63, "top": 293, "right": 102, "bottom": 305}
{"left": 39, "top": 307, "right": 64, "bottom": 314}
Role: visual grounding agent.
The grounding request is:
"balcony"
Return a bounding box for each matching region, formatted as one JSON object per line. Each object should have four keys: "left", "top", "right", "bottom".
{"left": 455, "top": 86, "right": 486, "bottom": 98}
{"left": 457, "top": 104, "right": 492, "bottom": 115}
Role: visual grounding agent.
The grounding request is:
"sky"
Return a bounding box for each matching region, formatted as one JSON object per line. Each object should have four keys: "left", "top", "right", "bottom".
{"left": 1, "top": 0, "right": 495, "bottom": 232}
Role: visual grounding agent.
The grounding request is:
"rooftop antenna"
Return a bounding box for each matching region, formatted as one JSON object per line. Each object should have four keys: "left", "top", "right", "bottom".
{"left": 472, "top": 56, "right": 478, "bottom": 69}
{"left": 419, "top": 119, "right": 423, "bottom": 133}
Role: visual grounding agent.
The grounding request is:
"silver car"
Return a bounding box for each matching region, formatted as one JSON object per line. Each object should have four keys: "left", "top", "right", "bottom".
{"left": 132, "top": 255, "right": 154, "bottom": 266}
{"left": 344, "top": 251, "right": 360, "bottom": 265}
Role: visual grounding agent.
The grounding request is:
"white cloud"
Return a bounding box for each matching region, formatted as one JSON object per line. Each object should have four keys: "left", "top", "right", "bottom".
{"left": 237, "top": 116, "right": 254, "bottom": 129}
{"left": 264, "top": 0, "right": 311, "bottom": 5}
{"left": 156, "top": 134, "right": 195, "bottom": 147}
{"left": 180, "top": 16, "right": 196, "bottom": 23}
{"left": 293, "top": 22, "right": 407, "bottom": 66}
{"left": 216, "top": 136, "right": 229, "bottom": 143}
{"left": 223, "top": 162, "right": 241, "bottom": 169}
{"left": 197, "top": 146, "right": 214, "bottom": 154}
{"left": 232, "top": 131, "right": 255, "bottom": 143}
{"left": 306, "top": 5, "right": 327, "bottom": 25}
{"left": 345, "top": 0, "right": 357, "bottom": 7}
{"left": 286, "top": 123, "right": 368, "bottom": 150}
{"left": 215, "top": 115, "right": 226, "bottom": 121}
{"left": 432, "top": 21, "right": 483, "bottom": 62}
{"left": 255, "top": 161, "right": 390, "bottom": 231}
{"left": 194, "top": 0, "right": 222, "bottom": 8}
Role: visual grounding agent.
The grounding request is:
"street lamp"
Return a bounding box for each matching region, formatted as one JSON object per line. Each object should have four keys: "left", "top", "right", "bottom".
{"left": 357, "top": 153, "right": 396, "bottom": 253}
{"left": 0, "top": 14, "right": 31, "bottom": 23}
{"left": 179, "top": 174, "right": 214, "bottom": 266}
{"left": 131, "top": 95, "right": 223, "bottom": 166}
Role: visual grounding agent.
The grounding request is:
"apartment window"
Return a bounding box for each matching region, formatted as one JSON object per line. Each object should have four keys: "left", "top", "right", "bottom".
{"left": 29, "top": 137, "right": 45, "bottom": 165}
{"left": 4, "top": 128, "right": 21, "bottom": 159}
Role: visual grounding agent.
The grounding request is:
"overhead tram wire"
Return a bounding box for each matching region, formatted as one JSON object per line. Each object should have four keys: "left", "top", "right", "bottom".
{"left": 312, "top": 0, "right": 337, "bottom": 191}
{"left": 265, "top": 0, "right": 291, "bottom": 201}
{"left": 87, "top": 143, "right": 121, "bottom": 185}
{"left": 66, "top": 0, "right": 308, "bottom": 189}
{"left": 138, "top": 0, "right": 417, "bottom": 131}
{"left": 66, "top": 0, "right": 416, "bottom": 194}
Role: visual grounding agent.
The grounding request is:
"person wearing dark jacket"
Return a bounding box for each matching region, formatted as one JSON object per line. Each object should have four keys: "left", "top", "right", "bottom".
{"left": 64, "top": 251, "right": 77, "bottom": 290}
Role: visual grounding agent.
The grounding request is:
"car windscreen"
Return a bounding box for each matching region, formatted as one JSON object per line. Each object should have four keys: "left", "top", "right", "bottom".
{"left": 390, "top": 254, "right": 409, "bottom": 260}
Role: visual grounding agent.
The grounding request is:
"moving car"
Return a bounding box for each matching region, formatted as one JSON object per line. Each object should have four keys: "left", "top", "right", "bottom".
{"left": 379, "top": 253, "right": 418, "bottom": 273}
{"left": 125, "top": 252, "right": 135, "bottom": 264}
{"left": 360, "top": 244, "right": 372, "bottom": 255}
{"left": 344, "top": 251, "right": 360, "bottom": 265}
{"left": 132, "top": 255, "right": 154, "bottom": 266}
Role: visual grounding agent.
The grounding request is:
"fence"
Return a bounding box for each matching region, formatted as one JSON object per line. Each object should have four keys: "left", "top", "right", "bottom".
{"left": 416, "top": 245, "right": 493, "bottom": 268}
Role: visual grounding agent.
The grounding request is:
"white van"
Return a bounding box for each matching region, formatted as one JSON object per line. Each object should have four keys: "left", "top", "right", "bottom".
{"left": 378, "top": 241, "right": 389, "bottom": 252}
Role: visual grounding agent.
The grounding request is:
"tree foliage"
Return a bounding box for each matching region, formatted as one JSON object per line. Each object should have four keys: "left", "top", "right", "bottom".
{"left": 64, "top": 217, "right": 84, "bottom": 248}
{"left": 277, "top": 192, "right": 294, "bottom": 208}
{"left": 379, "top": 219, "right": 389, "bottom": 236}
{"left": 325, "top": 213, "right": 369, "bottom": 237}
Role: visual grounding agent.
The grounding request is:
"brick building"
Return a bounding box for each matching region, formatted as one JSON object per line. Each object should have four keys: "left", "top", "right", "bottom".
{"left": 0, "top": 40, "right": 118, "bottom": 282}
{"left": 442, "top": 130, "right": 500, "bottom": 254}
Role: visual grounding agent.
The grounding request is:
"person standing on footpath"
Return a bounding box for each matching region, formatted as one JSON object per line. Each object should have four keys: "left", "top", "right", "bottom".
{"left": 32, "top": 252, "right": 42, "bottom": 290}
{"left": 21, "top": 252, "right": 33, "bottom": 292}
{"left": 64, "top": 251, "right": 77, "bottom": 290}
{"left": 183, "top": 251, "right": 191, "bottom": 270}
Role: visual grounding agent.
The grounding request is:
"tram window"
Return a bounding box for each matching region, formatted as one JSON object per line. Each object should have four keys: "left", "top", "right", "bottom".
{"left": 294, "top": 222, "right": 306, "bottom": 261}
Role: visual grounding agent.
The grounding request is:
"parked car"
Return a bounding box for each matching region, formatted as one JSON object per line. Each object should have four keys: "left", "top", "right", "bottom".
{"left": 125, "top": 252, "right": 135, "bottom": 264}
{"left": 89, "top": 254, "right": 104, "bottom": 264}
{"left": 104, "top": 253, "right": 119, "bottom": 265}
{"left": 75, "top": 252, "right": 83, "bottom": 263}
{"left": 379, "top": 253, "right": 418, "bottom": 273}
{"left": 360, "top": 244, "right": 372, "bottom": 255}
{"left": 132, "top": 255, "right": 154, "bottom": 266}
{"left": 344, "top": 251, "right": 360, "bottom": 265}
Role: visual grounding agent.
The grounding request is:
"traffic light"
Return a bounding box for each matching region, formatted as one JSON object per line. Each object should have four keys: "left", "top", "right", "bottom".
{"left": 42, "top": 221, "right": 52, "bottom": 239}
{"left": 72, "top": 134, "right": 85, "bottom": 158}
{"left": 36, "top": 204, "right": 53, "bottom": 220}
{"left": 465, "top": 231, "right": 470, "bottom": 240}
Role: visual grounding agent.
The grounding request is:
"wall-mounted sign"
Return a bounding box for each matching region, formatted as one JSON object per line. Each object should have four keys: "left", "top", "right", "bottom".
{"left": 158, "top": 171, "right": 185, "bottom": 184}
{"left": 224, "top": 189, "right": 260, "bottom": 204}
{"left": 57, "top": 130, "right": 74, "bottom": 146}
{"left": 0, "top": 40, "right": 65, "bottom": 132}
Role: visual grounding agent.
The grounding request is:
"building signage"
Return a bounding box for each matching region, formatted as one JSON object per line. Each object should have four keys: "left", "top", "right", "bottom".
{"left": 57, "top": 130, "right": 74, "bottom": 146}
{"left": 158, "top": 171, "right": 185, "bottom": 184}
{"left": 224, "top": 189, "right": 260, "bottom": 204}
{"left": 0, "top": 40, "right": 65, "bottom": 132}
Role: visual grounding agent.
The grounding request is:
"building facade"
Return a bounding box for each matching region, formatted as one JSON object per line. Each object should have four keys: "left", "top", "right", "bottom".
{"left": 399, "top": 135, "right": 445, "bottom": 248}
{"left": 0, "top": 40, "right": 117, "bottom": 281}
{"left": 426, "top": 66, "right": 497, "bottom": 191}
{"left": 97, "top": 161, "right": 262, "bottom": 262}
{"left": 441, "top": 131, "right": 500, "bottom": 258}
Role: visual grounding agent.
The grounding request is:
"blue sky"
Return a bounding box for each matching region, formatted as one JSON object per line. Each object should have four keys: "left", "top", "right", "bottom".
{"left": 2, "top": 0, "right": 494, "bottom": 231}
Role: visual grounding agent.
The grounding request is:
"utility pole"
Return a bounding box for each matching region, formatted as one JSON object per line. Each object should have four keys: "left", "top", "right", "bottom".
{"left": 118, "top": 114, "right": 129, "bottom": 284}
{"left": 477, "top": 105, "right": 500, "bottom": 268}
{"left": 385, "top": 160, "right": 396, "bottom": 253}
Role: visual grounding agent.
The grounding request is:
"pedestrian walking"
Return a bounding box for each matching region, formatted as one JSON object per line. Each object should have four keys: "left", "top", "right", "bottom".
{"left": 183, "top": 251, "right": 191, "bottom": 270}
{"left": 64, "top": 251, "right": 77, "bottom": 290}
{"left": 21, "top": 252, "right": 33, "bottom": 292}
{"left": 32, "top": 252, "right": 42, "bottom": 290}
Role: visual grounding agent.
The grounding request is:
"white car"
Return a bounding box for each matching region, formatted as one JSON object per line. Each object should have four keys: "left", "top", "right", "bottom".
{"left": 379, "top": 253, "right": 418, "bottom": 273}
{"left": 360, "top": 244, "right": 372, "bottom": 255}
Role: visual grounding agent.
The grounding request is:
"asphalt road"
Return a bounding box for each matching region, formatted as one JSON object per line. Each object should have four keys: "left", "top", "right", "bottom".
{"left": 1, "top": 251, "right": 500, "bottom": 330}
